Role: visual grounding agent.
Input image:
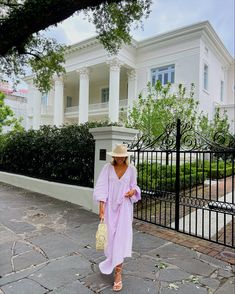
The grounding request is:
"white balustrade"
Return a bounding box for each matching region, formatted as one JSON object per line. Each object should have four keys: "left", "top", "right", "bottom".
{"left": 64, "top": 99, "right": 128, "bottom": 117}
{"left": 89, "top": 102, "right": 109, "bottom": 112}
{"left": 41, "top": 105, "right": 53, "bottom": 115}
{"left": 119, "top": 99, "right": 128, "bottom": 109}
{"left": 65, "top": 106, "right": 79, "bottom": 114}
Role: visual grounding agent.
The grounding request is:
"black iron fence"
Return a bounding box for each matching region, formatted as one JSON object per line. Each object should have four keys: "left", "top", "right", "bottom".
{"left": 128, "top": 119, "right": 235, "bottom": 248}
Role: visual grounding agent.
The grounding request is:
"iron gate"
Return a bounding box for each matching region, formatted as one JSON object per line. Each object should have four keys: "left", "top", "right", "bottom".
{"left": 128, "top": 119, "right": 235, "bottom": 248}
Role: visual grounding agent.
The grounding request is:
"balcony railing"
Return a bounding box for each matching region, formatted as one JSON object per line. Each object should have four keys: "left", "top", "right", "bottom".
{"left": 41, "top": 105, "right": 53, "bottom": 115}
{"left": 65, "top": 99, "right": 128, "bottom": 116}
{"left": 89, "top": 101, "right": 109, "bottom": 113}
{"left": 64, "top": 106, "right": 78, "bottom": 114}
{"left": 120, "top": 99, "right": 128, "bottom": 109}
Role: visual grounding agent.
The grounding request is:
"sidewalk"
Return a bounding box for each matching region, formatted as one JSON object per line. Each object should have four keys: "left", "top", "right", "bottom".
{"left": 0, "top": 183, "right": 234, "bottom": 294}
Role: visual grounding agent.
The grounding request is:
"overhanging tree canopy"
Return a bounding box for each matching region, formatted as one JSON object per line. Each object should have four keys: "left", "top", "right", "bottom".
{"left": 0, "top": 0, "right": 152, "bottom": 92}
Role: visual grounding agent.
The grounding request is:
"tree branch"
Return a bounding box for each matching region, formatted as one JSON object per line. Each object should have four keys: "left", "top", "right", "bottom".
{"left": 0, "top": 1, "right": 23, "bottom": 7}
{"left": 24, "top": 51, "right": 42, "bottom": 60}
{"left": 0, "top": 0, "right": 127, "bottom": 56}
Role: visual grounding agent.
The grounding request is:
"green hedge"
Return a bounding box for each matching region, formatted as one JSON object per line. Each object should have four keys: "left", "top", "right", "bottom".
{"left": 198, "top": 167, "right": 233, "bottom": 179}
{"left": 137, "top": 163, "right": 198, "bottom": 179}
{"left": 195, "top": 160, "right": 233, "bottom": 179}
{"left": 138, "top": 171, "right": 205, "bottom": 192}
{"left": 137, "top": 159, "right": 233, "bottom": 192}
{"left": 0, "top": 121, "right": 119, "bottom": 187}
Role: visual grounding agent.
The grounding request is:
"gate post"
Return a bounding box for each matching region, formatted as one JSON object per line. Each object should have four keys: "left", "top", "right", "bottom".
{"left": 175, "top": 119, "right": 181, "bottom": 231}
{"left": 89, "top": 126, "right": 139, "bottom": 184}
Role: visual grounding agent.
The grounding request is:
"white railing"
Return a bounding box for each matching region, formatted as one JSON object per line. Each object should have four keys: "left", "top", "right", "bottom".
{"left": 89, "top": 99, "right": 128, "bottom": 113}
{"left": 65, "top": 99, "right": 128, "bottom": 116}
{"left": 89, "top": 102, "right": 109, "bottom": 112}
{"left": 65, "top": 106, "right": 78, "bottom": 114}
{"left": 41, "top": 105, "right": 53, "bottom": 115}
{"left": 119, "top": 99, "right": 128, "bottom": 109}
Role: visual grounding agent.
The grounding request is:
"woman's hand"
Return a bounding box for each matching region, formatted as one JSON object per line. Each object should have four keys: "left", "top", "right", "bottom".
{"left": 99, "top": 201, "right": 105, "bottom": 221}
{"left": 125, "top": 189, "right": 136, "bottom": 198}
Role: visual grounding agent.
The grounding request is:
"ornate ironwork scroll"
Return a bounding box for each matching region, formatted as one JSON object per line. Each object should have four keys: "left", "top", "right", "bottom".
{"left": 127, "top": 119, "right": 235, "bottom": 153}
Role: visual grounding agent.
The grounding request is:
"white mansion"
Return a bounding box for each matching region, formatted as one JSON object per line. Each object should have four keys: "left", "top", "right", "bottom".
{"left": 25, "top": 21, "right": 235, "bottom": 132}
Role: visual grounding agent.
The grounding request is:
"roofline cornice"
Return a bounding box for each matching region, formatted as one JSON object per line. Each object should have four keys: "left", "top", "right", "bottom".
{"left": 65, "top": 36, "right": 138, "bottom": 56}
{"left": 137, "top": 21, "right": 233, "bottom": 64}
{"left": 136, "top": 21, "right": 209, "bottom": 48}
{"left": 64, "top": 21, "right": 233, "bottom": 64}
{"left": 65, "top": 36, "right": 99, "bottom": 55}
{"left": 202, "top": 22, "right": 233, "bottom": 64}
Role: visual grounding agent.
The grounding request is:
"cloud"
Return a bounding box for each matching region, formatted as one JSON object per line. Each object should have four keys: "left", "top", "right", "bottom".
{"left": 44, "top": 26, "right": 70, "bottom": 45}
{"left": 45, "top": 0, "right": 234, "bottom": 56}
{"left": 45, "top": 12, "right": 96, "bottom": 45}
{"left": 131, "top": 0, "right": 234, "bottom": 56}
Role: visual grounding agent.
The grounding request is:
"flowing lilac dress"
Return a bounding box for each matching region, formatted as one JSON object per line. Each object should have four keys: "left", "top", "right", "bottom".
{"left": 93, "top": 163, "right": 141, "bottom": 274}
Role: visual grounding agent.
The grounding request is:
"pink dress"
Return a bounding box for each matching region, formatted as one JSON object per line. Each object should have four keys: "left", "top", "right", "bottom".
{"left": 93, "top": 163, "right": 141, "bottom": 274}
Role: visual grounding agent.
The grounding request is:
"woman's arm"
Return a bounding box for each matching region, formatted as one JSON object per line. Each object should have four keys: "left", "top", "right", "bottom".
{"left": 126, "top": 166, "right": 141, "bottom": 203}
{"left": 93, "top": 163, "right": 110, "bottom": 203}
{"left": 99, "top": 201, "right": 105, "bottom": 220}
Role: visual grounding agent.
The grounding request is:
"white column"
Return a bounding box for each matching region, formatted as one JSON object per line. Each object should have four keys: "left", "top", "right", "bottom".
{"left": 78, "top": 67, "right": 89, "bottom": 124}
{"left": 53, "top": 75, "right": 64, "bottom": 127}
{"left": 107, "top": 58, "right": 122, "bottom": 122}
{"left": 32, "top": 85, "right": 41, "bottom": 130}
{"left": 127, "top": 69, "right": 137, "bottom": 110}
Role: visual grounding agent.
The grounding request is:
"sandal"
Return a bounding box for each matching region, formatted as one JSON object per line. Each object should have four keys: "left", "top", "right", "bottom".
{"left": 113, "top": 265, "right": 123, "bottom": 292}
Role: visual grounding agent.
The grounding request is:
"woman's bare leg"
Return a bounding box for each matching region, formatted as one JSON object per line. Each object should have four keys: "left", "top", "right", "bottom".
{"left": 113, "top": 263, "right": 123, "bottom": 291}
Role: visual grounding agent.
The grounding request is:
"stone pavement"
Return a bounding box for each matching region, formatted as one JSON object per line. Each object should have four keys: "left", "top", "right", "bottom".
{"left": 0, "top": 183, "right": 234, "bottom": 294}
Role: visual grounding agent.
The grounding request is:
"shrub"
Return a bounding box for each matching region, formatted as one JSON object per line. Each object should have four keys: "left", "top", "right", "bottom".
{"left": 197, "top": 160, "right": 233, "bottom": 179}
{"left": 201, "top": 167, "right": 233, "bottom": 179}
{"left": 137, "top": 159, "right": 232, "bottom": 192}
{"left": 138, "top": 171, "right": 205, "bottom": 192}
{"left": 0, "top": 121, "right": 120, "bottom": 187}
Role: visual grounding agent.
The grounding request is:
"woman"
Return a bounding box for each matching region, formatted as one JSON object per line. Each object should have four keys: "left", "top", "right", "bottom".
{"left": 93, "top": 144, "right": 141, "bottom": 292}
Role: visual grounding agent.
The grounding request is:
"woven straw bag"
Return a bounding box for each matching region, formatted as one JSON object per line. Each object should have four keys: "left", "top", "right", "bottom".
{"left": 96, "top": 220, "right": 108, "bottom": 251}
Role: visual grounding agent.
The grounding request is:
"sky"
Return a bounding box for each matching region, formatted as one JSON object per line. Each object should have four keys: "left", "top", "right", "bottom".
{"left": 45, "top": 0, "right": 235, "bottom": 57}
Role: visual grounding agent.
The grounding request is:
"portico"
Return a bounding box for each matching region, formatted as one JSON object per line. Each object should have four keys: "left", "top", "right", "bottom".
{"left": 26, "top": 55, "right": 137, "bottom": 128}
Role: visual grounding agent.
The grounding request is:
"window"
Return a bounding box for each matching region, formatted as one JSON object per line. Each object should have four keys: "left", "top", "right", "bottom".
{"left": 203, "top": 64, "right": 208, "bottom": 91}
{"left": 220, "top": 81, "right": 224, "bottom": 102}
{"left": 41, "top": 93, "right": 48, "bottom": 105}
{"left": 101, "top": 87, "right": 109, "bottom": 103}
{"left": 66, "top": 96, "right": 72, "bottom": 107}
{"left": 151, "top": 64, "right": 175, "bottom": 86}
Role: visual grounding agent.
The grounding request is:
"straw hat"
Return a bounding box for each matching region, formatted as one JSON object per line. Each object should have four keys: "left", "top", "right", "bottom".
{"left": 107, "top": 144, "right": 130, "bottom": 157}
